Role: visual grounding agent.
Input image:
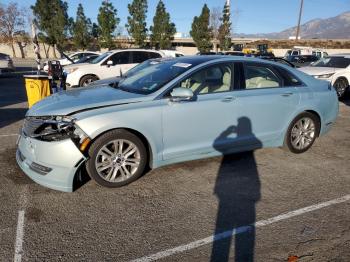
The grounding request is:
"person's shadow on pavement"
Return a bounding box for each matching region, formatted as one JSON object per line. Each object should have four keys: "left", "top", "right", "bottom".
{"left": 211, "top": 117, "right": 262, "bottom": 262}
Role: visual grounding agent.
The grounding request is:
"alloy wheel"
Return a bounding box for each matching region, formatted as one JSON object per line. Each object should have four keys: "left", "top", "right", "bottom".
{"left": 95, "top": 139, "right": 141, "bottom": 183}
{"left": 290, "top": 117, "right": 316, "bottom": 150}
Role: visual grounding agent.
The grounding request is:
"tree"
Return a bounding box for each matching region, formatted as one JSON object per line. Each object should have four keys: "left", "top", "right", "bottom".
{"left": 0, "top": 2, "right": 26, "bottom": 57}
{"left": 97, "top": 0, "right": 120, "bottom": 50}
{"left": 190, "top": 4, "right": 212, "bottom": 53}
{"left": 91, "top": 23, "right": 99, "bottom": 39}
{"left": 31, "top": 0, "right": 70, "bottom": 57}
{"left": 126, "top": 0, "right": 148, "bottom": 47}
{"left": 218, "top": 3, "right": 232, "bottom": 51}
{"left": 150, "top": 0, "right": 176, "bottom": 49}
{"left": 210, "top": 7, "right": 221, "bottom": 41}
{"left": 72, "top": 4, "right": 92, "bottom": 50}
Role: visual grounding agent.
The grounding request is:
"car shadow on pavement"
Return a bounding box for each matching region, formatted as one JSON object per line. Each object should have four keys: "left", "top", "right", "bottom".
{"left": 0, "top": 108, "right": 27, "bottom": 129}
{"left": 340, "top": 98, "right": 350, "bottom": 106}
{"left": 211, "top": 117, "right": 262, "bottom": 262}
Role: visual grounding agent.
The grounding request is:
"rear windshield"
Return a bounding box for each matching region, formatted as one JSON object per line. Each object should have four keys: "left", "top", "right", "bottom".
{"left": 312, "top": 57, "right": 350, "bottom": 68}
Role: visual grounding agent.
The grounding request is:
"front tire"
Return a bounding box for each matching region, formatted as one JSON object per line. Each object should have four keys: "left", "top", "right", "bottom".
{"left": 284, "top": 112, "right": 320, "bottom": 154}
{"left": 86, "top": 130, "right": 147, "bottom": 188}
{"left": 79, "top": 75, "right": 98, "bottom": 87}
{"left": 333, "top": 78, "right": 348, "bottom": 99}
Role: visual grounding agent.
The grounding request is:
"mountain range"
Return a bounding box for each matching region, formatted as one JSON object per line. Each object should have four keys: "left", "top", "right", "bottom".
{"left": 236, "top": 11, "right": 350, "bottom": 39}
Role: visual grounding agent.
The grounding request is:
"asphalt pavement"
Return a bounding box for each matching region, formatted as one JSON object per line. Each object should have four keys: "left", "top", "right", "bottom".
{"left": 0, "top": 68, "right": 349, "bottom": 262}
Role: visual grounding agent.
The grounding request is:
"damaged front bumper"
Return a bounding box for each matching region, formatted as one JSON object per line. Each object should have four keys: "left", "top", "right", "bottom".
{"left": 16, "top": 133, "right": 86, "bottom": 192}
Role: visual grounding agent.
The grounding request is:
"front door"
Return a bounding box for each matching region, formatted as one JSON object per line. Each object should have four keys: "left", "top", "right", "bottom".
{"left": 162, "top": 62, "right": 241, "bottom": 160}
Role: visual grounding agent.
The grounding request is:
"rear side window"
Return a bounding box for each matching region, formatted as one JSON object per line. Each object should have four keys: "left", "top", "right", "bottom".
{"left": 273, "top": 66, "right": 303, "bottom": 87}
{"left": 149, "top": 52, "right": 162, "bottom": 59}
{"left": 111, "top": 51, "right": 131, "bottom": 64}
{"left": 244, "top": 63, "right": 280, "bottom": 89}
{"left": 132, "top": 51, "right": 150, "bottom": 63}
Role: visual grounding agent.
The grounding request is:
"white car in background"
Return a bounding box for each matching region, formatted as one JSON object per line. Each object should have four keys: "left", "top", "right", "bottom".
{"left": 160, "top": 50, "right": 184, "bottom": 57}
{"left": 43, "top": 51, "right": 100, "bottom": 71}
{"left": 65, "top": 49, "right": 165, "bottom": 87}
{"left": 299, "top": 54, "right": 350, "bottom": 98}
{"left": 0, "top": 53, "right": 15, "bottom": 74}
{"left": 58, "top": 51, "right": 100, "bottom": 66}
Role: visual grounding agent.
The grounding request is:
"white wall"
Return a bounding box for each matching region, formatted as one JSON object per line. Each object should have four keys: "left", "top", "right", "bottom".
{"left": 2, "top": 42, "right": 350, "bottom": 58}
{"left": 0, "top": 43, "right": 59, "bottom": 59}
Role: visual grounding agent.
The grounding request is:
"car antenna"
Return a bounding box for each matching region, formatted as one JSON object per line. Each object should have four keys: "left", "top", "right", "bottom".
{"left": 120, "top": 68, "right": 123, "bottom": 78}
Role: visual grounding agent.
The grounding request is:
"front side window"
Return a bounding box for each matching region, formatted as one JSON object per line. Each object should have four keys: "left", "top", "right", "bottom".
{"left": 91, "top": 52, "right": 113, "bottom": 64}
{"left": 70, "top": 54, "right": 82, "bottom": 60}
{"left": 244, "top": 63, "right": 280, "bottom": 89}
{"left": 177, "top": 63, "right": 233, "bottom": 95}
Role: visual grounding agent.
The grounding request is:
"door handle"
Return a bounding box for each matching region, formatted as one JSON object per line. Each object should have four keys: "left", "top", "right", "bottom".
{"left": 222, "top": 96, "right": 235, "bottom": 102}
{"left": 281, "top": 92, "right": 294, "bottom": 97}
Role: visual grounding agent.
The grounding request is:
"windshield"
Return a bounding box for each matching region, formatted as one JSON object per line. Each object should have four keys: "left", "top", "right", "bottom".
{"left": 118, "top": 60, "right": 194, "bottom": 94}
{"left": 90, "top": 52, "right": 112, "bottom": 64}
{"left": 123, "top": 60, "right": 153, "bottom": 78}
{"left": 311, "top": 56, "right": 350, "bottom": 68}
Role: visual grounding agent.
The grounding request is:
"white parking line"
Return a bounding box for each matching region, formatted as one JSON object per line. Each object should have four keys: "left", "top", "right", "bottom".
{"left": 14, "top": 211, "right": 25, "bottom": 262}
{"left": 131, "top": 194, "right": 350, "bottom": 262}
{"left": 13, "top": 186, "right": 29, "bottom": 262}
{"left": 0, "top": 134, "right": 18, "bottom": 137}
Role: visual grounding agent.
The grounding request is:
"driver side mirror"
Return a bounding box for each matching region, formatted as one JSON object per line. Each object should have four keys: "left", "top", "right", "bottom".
{"left": 106, "top": 60, "right": 114, "bottom": 67}
{"left": 170, "top": 87, "right": 195, "bottom": 102}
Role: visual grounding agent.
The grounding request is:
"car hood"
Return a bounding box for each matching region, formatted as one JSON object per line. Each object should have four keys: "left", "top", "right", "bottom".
{"left": 27, "top": 86, "right": 147, "bottom": 116}
{"left": 63, "top": 63, "right": 90, "bottom": 70}
{"left": 89, "top": 76, "right": 121, "bottom": 86}
{"left": 298, "top": 66, "right": 337, "bottom": 76}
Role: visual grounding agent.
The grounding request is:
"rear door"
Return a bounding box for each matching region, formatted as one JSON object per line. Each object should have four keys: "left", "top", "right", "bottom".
{"left": 232, "top": 62, "right": 301, "bottom": 145}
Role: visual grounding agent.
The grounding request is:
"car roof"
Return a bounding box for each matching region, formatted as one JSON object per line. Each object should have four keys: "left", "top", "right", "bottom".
{"left": 108, "top": 49, "right": 162, "bottom": 54}
{"left": 171, "top": 55, "right": 289, "bottom": 67}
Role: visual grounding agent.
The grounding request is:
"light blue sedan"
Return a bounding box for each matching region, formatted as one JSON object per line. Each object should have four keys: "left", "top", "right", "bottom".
{"left": 16, "top": 56, "right": 339, "bottom": 192}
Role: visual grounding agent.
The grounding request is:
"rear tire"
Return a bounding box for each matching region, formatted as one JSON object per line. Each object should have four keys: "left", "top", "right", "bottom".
{"left": 284, "top": 112, "right": 320, "bottom": 154}
{"left": 333, "top": 78, "right": 348, "bottom": 99}
{"left": 86, "top": 130, "right": 147, "bottom": 188}
{"left": 79, "top": 75, "right": 98, "bottom": 87}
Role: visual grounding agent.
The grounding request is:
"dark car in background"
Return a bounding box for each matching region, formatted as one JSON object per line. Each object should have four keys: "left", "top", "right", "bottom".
{"left": 0, "top": 53, "right": 15, "bottom": 74}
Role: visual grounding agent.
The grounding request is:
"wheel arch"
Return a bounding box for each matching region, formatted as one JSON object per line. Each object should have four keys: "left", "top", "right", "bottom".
{"left": 79, "top": 74, "right": 99, "bottom": 86}
{"left": 86, "top": 127, "right": 154, "bottom": 169}
{"left": 304, "top": 110, "right": 321, "bottom": 137}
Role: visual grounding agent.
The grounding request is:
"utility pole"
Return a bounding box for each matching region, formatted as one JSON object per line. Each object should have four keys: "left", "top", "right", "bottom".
{"left": 295, "top": 0, "right": 304, "bottom": 41}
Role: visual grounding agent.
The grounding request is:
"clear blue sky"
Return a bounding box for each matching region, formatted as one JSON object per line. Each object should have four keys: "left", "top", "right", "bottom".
{"left": 4, "top": 0, "right": 350, "bottom": 35}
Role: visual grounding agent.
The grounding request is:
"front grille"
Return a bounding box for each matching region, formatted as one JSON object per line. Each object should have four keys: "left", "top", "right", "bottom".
{"left": 23, "top": 117, "right": 45, "bottom": 137}
{"left": 29, "top": 162, "right": 52, "bottom": 175}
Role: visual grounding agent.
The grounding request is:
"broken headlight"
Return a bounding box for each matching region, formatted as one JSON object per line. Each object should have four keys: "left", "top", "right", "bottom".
{"left": 23, "top": 116, "right": 90, "bottom": 151}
